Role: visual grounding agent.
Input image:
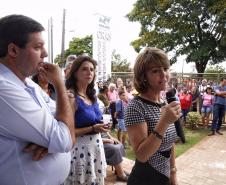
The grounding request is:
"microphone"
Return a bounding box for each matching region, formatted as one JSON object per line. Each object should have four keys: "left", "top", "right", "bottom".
{"left": 166, "top": 89, "right": 186, "bottom": 143}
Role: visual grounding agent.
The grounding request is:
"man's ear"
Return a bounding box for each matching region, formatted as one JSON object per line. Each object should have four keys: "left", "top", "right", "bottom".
{"left": 8, "top": 43, "right": 19, "bottom": 58}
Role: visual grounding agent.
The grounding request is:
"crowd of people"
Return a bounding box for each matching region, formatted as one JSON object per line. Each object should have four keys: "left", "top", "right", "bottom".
{"left": 0, "top": 14, "right": 132, "bottom": 185}
{"left": 0, "top": 14, "right": 225, "bottom": 185}
{"left": 163, "top": 77, "right": 226, "bottom": 136}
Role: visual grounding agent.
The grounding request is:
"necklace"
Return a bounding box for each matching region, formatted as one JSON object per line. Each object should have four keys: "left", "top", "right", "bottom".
{"left": 78, "top": 93, "right": 86, "bottom": 99}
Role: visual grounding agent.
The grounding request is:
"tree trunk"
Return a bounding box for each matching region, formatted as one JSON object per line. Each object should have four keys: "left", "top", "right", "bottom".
{"left": 195, "top": 59, "right": 208, "bottom": 75}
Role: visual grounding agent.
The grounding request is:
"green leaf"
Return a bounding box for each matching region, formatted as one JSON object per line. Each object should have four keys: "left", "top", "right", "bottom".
{"left": 127, "top": 0, "right": 226, "bottom": 73}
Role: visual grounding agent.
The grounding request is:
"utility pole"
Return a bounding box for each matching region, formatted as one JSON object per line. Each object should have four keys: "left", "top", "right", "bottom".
{"left": 48, "top": 17, "right": 53, "bottom": 63}
{"left": 181, "top": 60, "right": 184, "bottom": 83}
{"left": 60, "top": 9, "right": 66, "bottom": 67}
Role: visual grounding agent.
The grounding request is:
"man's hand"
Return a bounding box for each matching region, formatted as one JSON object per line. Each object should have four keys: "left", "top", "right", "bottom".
{"left": 23, "top": 143, "right": 48, "bottom": 161}
{"left": 38, "top": 63, "right": 63, "bottom": 87}
{"left": 67, "top": 90, "right": 77, "bottom": 114}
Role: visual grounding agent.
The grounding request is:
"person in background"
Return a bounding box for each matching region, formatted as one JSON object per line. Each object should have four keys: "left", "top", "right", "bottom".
{"left": 101, "top": 132, "right": 129, "bottom": 182}
{"left": 115, "top": 88, "right": 129, "bottom": 147}
{"left": 161, "top": 81, "right": 174, "bottom": 101}
{"left": 107, "top": 83, "right": 118, "bottom": 102}
{"left": 200, "top": 79, "right": 208, "bottom": 90}
{"left": 209, "top": 78, "right": 226, "bottom": 136}
{"left": 116, "top": 77, "right": 128, "bottom": 96}
{"left": 125, "top": 47, "right": 180, "bottom": 185}
{"left": 116, "top": 78, "right": 124, "bottom": 90}
{"left": 198, "top": 79, "right": 208, "bottom": 113}
{"left": 97, "top": 101, "right": 129, "bottom": 182}
{"left": 187, "top": 78, "right": 197, "bottom": 92}
{"left": 178, "top": 88, "right": 192, "bottom": 123}
{"left": 166, "top": 88, "right": 179, "bottom": 102}
{"left": 64, "top": 54, "right": 77, "bottom": 79}
{"left": 97, "top": 96, "right": 105, "bottom": 114}
{"left": 173, "top": 83, "right": 179, "bottom": 98}
{"left": 95, "top": 81, "right": 104, "bottom": 94}
{"left": 108, "top": 83, "right": 118, "bottom": 130}
{"left": 98, "top": 80, "right": 104, "bottom": 90}
{"left": 208, "top": 80, "right": 215, "bottom": 89}
{"left": 64, "top": 55, "right": 108, "bottom": 185}
{"left": 98, "top": 85, "right": 110, "bottom": 114}
{"left": 0, "top": 14, "right": 75, "bottom": 185}
{"left": 32, "top": 73, "right": 56, "bottom": 100}
{"left": 126, "top": 82, "right": 135, "bottom": 101}
{"left": 190, "top": 86, "right": 200, "bottom": 112}
{"left": 201, "top": 86, "right": 214, "bottom": 128}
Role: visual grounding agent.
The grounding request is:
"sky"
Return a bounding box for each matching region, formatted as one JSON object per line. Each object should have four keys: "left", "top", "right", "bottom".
{"left": 1, "top": 0, "right": 225, "bottom": 73}
{"left": 1, "top": 0, "right": 140, "bottom": 64}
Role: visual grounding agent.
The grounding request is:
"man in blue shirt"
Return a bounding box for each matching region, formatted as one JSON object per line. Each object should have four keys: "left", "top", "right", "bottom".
{"left": 0, "top": 15, "right": 76, "bottom": 185}
{"left": 209, "top": 78, "right": 226, "bottom": 136}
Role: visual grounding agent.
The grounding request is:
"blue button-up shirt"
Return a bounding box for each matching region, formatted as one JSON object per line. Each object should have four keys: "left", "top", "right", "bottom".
{"left": 0, "top": 64, "right": 73, "bottom": 185}
{"left": 214, "top": 85, "right": 226, "bottom": 105}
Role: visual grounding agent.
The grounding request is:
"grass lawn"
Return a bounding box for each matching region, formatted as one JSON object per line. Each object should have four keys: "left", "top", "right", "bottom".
{"left": 175, "top": 127, "right": 209, "bottom": 157}
{"left": 110, "top": 127, "right": 209, "bottom": 160}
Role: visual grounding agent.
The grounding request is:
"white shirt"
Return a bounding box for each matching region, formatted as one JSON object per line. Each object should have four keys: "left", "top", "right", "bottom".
{"left": 0, "top": 64, "right": 72, "bottom": 185}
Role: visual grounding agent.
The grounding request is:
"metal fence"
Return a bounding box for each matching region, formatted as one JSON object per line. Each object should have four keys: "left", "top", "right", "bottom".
{"left": 110, "top": 72, "right": 226, "bottom": 85}
{"left": 110, "top": 72, "right": 226, "bottom": 124}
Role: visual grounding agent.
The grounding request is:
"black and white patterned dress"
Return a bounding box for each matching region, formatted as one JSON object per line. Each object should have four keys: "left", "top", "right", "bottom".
{"left": 64, "top": 96, "right": 107, "bottom": 185}
{"left": 64, "top": 133, "right": 106, "bottom": 185}
{"left": 125, "top": 96, "right": 177, "bottom": 178}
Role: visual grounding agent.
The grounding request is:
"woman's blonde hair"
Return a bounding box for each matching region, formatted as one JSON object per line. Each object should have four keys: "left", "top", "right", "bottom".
{"left": 133, "top": 47, "right": 170, "bottom": 93}
{"left": 108, "top": 83, "right": 116, "bottom": 89}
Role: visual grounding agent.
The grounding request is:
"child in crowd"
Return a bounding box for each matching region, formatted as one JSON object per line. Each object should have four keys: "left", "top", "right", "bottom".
{"left": 115, "top": 89, "right": 128, "bottom": 147}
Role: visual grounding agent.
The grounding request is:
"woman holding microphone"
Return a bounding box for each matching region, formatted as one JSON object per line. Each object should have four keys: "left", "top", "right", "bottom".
{"left": 125, "top": 47, "right": 181, "bottom": 185}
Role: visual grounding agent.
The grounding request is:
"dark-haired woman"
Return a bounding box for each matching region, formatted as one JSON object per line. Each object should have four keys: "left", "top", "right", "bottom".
{"left": 64, "top": 55, "right": 108, "bottom": 185}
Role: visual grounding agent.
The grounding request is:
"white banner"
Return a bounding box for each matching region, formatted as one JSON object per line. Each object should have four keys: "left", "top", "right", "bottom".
{"left": 93, "top": 14, "right": 111, "bottom": 82}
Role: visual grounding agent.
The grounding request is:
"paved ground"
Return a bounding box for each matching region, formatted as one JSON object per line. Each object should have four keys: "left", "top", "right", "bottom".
{"left": 105, "top": 157, "right": 134, "bottom": 185}
{"left": 176, "top": 129, "right": 226, "bottom": 185}
{"left": 105, "top": 129, "right": 226, "bottom": 185}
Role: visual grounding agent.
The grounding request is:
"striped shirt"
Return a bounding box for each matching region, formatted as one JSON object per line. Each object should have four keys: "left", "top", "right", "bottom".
{"left": 125, "top": 96, "right": 177, "bottom": 177}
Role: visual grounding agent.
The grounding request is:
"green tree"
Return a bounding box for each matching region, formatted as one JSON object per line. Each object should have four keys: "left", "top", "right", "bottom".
{"left": 204, "top": 64, "right": 226, "bottom": 81}
{"left": 127, "top": 0, "right": 226, "bottom": 74}
{"left": 54, "top": 54, "right": 61, "bottom": 66}
{"left": 54, "top": 35, "right": 92, "bottom": 66}
{"left": 54, "top": 35, "right": 132, "bottom": 73}
{"left": 111, "top": 49, "right": 132, "bottom": 72}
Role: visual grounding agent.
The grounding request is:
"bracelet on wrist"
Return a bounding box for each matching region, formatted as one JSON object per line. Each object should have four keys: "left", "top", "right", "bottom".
{"left": 152, "top": 130, "right": 163, "bottom": 140}
{"left": 170, "top": 166, "right": 177, "bottom": 173}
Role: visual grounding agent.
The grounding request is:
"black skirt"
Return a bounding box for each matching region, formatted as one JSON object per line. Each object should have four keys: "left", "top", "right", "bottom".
{"left": 127, "top": 160, "right": 170, "bottom": 185}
